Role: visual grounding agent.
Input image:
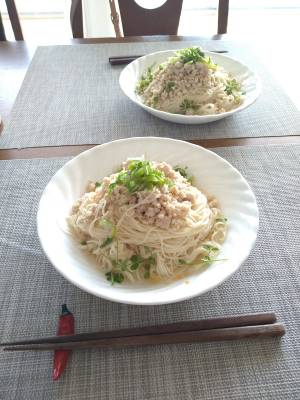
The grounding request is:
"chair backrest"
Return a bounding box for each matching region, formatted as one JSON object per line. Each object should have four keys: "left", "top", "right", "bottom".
{"left": 218, "top": 0, "right": 229, "bottom": 35}
{"left": 0, "top": 12, "right": 6, "bottom": 41}
{"left": 70, "top": 0, "right": 83, "bottom": 39}
{"left": 69, "top": 0, "right": 229, "bottom": 39}
{"left": 0, "top": 0, "right": 23, "bottom": 41}
{"left": 118, "top": 0, "right": 183, "bottom": 36}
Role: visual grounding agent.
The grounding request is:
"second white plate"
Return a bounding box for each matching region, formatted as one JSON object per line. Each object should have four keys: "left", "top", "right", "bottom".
{"left": 119, "top": 49, "right": 261, "bottom": 124}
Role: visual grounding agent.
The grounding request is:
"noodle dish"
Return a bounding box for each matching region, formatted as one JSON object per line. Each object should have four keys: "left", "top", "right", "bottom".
{"left": 119, "top": 48, "right": 261, "bottom": 125}
{"left": 136, "top": 47, "right": 244, "bottom": 116}
{"left": 68, "top": 158, "right": 227, "bottom": 285}
{"left": 37, "top": 137, "right": 259, "bottom": 305}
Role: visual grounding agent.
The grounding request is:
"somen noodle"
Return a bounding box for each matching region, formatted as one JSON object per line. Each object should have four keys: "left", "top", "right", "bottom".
{"left": 67, "top": 158, "right": 227, "bottom": 284}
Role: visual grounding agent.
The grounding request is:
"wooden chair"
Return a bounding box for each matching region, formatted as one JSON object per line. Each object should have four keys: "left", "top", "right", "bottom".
{"left": 70, "top": 0, "right": 83, "bottom": 39}
{"left": 0, "top": 0, "right": 23, "bottom": 41}
{"left": 217, "top": 0, "right": 229, "bottom": 35}
{"left": 70, "top": 0, "right": 229, "bottom": 39}
{"left": 0, "top": 12, "right": 6, "bottom": 40}
{"left": 117, "top": 0, "right": 183, "bottom": 36}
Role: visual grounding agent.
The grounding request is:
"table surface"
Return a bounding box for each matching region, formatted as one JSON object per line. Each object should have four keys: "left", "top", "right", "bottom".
{"left": 0, "top": 36, "right": 207, "bottom": 122}
{"left": 0, "top": 35, "right": 300, "bottom": 161}
{"left": 1, "top": 36, "right": 300, "bottom": 399}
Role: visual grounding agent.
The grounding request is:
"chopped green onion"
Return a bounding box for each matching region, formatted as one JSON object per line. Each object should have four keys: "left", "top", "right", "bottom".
{"left": 80, "top": 240, "right": 87, "bottom": 245}
{"left": 152, "top": 96, "right": 159, "bottom": 107}
{"left": 216, "top": 217, "right": 228, "bottom": 223}
{"left": 174, "top": 47, "right": 205, "bottom": 64}
{"left": 165, "top": 81, "right": 175, "bottom": 93}
{"left": 147, "top": 255, "right": 156, "bottom": 265}
{"left": 201, "top": 255, "right": 227, "bottom": 263}
{"left": 136, "top": 66, "right": 154, "bottom": 94}
{"left": 119, "top": 259, "right": 131, "bottom": 271}
{"left": 108, "top": 182, "right": 117, "bottom": 192}
{"left": 173, "top": 165, "right": 193, "bottom": 183}
{"left": 95, "top": 181, "right": 101, "bottom": 188}
{"left": 202, "top": 244, "right": 219, "bottom": 252}
{"left": 173, "top": 166, "right": 188, "bottom": 178}
{"left": 108, "top": 254, "right": 156, "bottom": 280}
{"left": 144, "top": 264, "right": 151, "bottom": 279}
{"left": 100, "top": 237, "right": 113, "bottom": 248}
{"left": 130, "top": 254, "right": 144, "bottom": 271}
{"left": 180, "top": 99, "right": 199, "bottom": 114}
{"left": 106, "top": 271, "right": 124, "bottom": 285}
{"left": 171, "top": 47, "right": 217, "bottom": 70}
{"left": 144, "top": 246, "right": 151, "bottom": 254}
{"left": 109, "top": 160, "right": 172, "bottom": 194}
{"left": 225, "top": 79, "right": 241, "bottom": 96}
{"left": 102, "top": 246, "right": 157, "bottom": 284}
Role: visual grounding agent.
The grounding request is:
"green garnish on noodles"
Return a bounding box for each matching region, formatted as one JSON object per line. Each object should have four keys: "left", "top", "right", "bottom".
{"left": 109, "top": 160, "right": 172, "bottom": 193}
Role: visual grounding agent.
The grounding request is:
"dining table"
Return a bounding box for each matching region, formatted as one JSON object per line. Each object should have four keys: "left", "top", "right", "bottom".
{"left": 0, "top": 35, "right": 300, "bottom": 400}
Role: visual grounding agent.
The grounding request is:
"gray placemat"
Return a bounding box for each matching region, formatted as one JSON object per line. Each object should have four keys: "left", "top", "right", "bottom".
{"left": 1, "top": 40, "right": 300, "bottom": 149}
{"left": 1, "top": 144, "right": 300, "bottom": 400}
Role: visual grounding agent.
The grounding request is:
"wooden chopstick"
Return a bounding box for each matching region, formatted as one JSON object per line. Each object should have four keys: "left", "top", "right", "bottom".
{"left": 3, "top": 323, "right": 285, "bottom": 351}
{"left": 0, "top": 312, "right": 276, "bottom": 347}
{"left": 109, "top": 55, "right": 143, "bottom": 65}
{"left": 109, "top": 50, "right": 229, "bottom": 65}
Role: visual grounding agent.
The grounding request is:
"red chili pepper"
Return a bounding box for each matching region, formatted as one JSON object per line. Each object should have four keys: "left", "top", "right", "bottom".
{"left": 52, "top": 304, "right": 75, "bottom": 381}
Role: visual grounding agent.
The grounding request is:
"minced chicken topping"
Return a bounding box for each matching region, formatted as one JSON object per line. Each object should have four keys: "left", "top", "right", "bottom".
{"left": 136, "top": 47, "right": 244, "bottom": 116}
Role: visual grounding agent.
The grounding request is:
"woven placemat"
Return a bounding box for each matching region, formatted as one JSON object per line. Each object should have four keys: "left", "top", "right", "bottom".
{"left": 1, "top": 40, "right": 300, "bottom": 149}
{"left": 0, "top": 144, "right": 299, "bottom": 399}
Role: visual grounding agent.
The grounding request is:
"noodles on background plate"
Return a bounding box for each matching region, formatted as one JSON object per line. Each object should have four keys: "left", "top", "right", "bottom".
{"left": 136, "top": 47, "right": 244, "bottom": 116}
{"left": 68, "top": 158, "right": 227, "bottom": 285}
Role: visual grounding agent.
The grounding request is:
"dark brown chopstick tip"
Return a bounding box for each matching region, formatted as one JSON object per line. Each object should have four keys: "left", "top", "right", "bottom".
{"left": 109, "top": 55, "right": 143, "bottom": 65}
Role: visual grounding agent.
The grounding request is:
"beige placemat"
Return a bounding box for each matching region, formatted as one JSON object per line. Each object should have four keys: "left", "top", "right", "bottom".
{"left": 0, "top": 143, "right": 299, "bottom": 399}
{"left": 1, "top": 40, "right": 300, "bottom": 149}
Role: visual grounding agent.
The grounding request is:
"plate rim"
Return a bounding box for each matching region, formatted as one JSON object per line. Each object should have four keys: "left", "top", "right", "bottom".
{"left": 119, "top": 49, "right": 262, "bottom": 123}
{"left": 37, "top": 137, "right": 259, "bottom": 305}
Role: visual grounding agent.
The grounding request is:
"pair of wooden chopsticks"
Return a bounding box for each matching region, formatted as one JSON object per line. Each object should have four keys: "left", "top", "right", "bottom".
{"left": 109, "top": 50, "right": 229, "bottom": 65}
{"left": 0, "top": 312, "right": 285, "bottom": 352}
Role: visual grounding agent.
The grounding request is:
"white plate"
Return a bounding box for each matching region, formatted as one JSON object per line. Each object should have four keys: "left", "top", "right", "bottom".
{"left": 37, "top": 137, "right": 259, "bottom": 305}
{"left": 119, "top": 50, "right": 261, "bottom": 124}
